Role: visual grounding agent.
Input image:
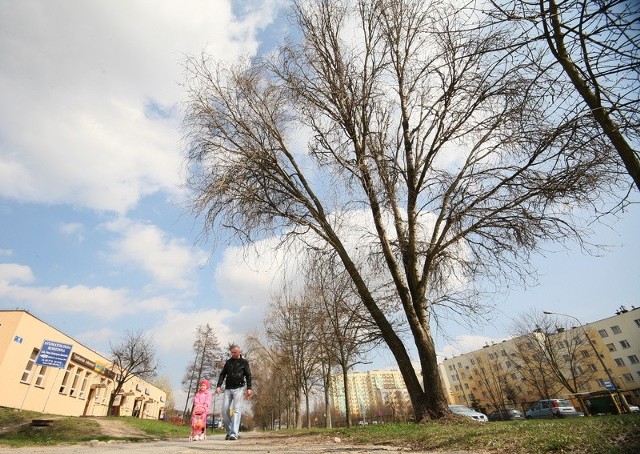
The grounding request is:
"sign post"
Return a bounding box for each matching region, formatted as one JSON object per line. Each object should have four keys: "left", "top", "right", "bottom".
{"left": 35, "top": 340, "right": 73, "bottom": 413}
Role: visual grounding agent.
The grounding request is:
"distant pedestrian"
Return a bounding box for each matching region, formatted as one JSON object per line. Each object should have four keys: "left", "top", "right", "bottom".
{"left": 215, "top": 344, "right": 252, "bottom": 441}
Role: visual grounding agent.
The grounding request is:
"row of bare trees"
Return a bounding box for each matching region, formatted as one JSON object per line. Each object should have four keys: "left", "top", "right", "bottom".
{"left": 183, "top": 0, "right": 638, "bottom": 420}
{"left": 247, "top": 251, "right": 380, "bottom": 428}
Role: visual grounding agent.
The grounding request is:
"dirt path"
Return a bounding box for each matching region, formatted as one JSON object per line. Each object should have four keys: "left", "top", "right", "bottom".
{"left": 86, "top": 418, "right": 147, "bottom": 438}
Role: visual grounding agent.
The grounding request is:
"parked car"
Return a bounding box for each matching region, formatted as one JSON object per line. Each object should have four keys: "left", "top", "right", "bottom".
{"left": 206, "top": 417, "right": 221, "bottom": 428}
{"left": 525, "top": 399, "right": 581, "bottom": 419}
{"left": 487, "top": 408, "right": 525, "bottom": 421}
{"left": 628, "top": 404, "right": 640, "bottom": 413}
{"left": 448, "top": 405, "right": 488, "bottom": 422}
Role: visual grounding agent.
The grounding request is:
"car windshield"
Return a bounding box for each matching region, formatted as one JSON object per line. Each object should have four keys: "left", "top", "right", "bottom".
{"left": 449, "top": 405, "right": 475, "bottom": 414}
{"left": 556, "top": 400, "right": 572, "bottom": 407}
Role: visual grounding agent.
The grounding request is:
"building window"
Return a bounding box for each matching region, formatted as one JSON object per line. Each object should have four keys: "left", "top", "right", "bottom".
{"left": 79, "top": 371, "right": 91, "bottom": 399}
{"left": 21, "top": 348, "right": 39, "bottom": 384}
{"left": 596, "top": 378, "right": 606, "bottom": 387}
{"left": 614, "top": 358, "right": 625, "bottom": 367}
{"left": 620, "top": 340, "right": 631, "bottom": 349}
{"left": 589, "top": 364, "right": 598, "bottom": 372}
{"left": 611, "top": 325, "right": 622, "bottom": 334}
{"left": 581, "top": 350, "right": 590, "bottom": 358}
{"left": 598, "top": 329, "right": 609, "bottom": 338}
{"left": 634, "top": 318, "right": 640, "bottom": 328}
{"left": 59, "top": 366, "right": 73, "bottom": 394}
{"left": 606, "top": 343, "right": 616, "bottom": 352}
{"left": 628, "top": 355, "right": 639, "bottom": 365}
{"left": 34, "top": 366, "right": 48, "bottom": 388}
{"left": 69, "top": 368, "right": 83, "bottom": 397}
{"left": 623, "top": 373, "right": 634, "bottom": 382}
{"left": 451, "top": 375, "right": 457, "bottom": 382}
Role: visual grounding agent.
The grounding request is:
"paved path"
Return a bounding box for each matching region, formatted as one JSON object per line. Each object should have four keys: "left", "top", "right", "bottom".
{"left": 0, "top": 436, "right": 399, "bottom": 453}
{"left": 0, "top": 432, "right": 480, "bottom": 454}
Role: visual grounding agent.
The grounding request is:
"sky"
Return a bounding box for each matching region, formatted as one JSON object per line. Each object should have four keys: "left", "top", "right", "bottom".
{"left": 1, "top": 0, "right": 638, "bottom": 411}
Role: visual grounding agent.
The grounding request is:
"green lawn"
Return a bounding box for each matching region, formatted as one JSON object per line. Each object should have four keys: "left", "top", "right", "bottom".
{"left": 1, "top": 408, "right": 639, "bottom": 453}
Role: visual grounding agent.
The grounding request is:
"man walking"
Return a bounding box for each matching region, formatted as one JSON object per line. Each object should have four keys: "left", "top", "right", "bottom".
{"left": 215, "top": 344, "right": 252, "bottom": 440}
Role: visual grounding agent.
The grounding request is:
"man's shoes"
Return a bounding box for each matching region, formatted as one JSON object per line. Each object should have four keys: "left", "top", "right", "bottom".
{"left": 228, "top": 435, "right": 237, "bottom": 440}
{"left": 225, "top": 434, "right": 230, "bottom": 440}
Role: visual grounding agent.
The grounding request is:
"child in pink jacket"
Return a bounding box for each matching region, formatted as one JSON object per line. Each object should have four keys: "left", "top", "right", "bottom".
{"left": 190, "top": 379, "right": 211, "bottom": 441}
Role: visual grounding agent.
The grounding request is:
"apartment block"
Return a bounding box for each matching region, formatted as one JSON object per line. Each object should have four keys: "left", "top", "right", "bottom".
{"left": 328, "top": 307, "right": 639, "bottom": 419}
{"left": 329, "top": 369, "right": 411, "bottom": 422}
{"left": 441, "top": 307, "right": 640, "bottom": 414}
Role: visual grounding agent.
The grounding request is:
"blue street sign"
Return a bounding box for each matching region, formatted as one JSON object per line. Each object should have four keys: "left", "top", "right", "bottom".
{"left": 603, "top": 380, "right": 616, "bottom": 390}
{"left": 35, "top": 340, "right": 73, "bottom": 368}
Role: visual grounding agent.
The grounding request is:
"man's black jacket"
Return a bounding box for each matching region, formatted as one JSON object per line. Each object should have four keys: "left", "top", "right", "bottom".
{"left": 216, "top": 356, "right": 252, "bottom": 390}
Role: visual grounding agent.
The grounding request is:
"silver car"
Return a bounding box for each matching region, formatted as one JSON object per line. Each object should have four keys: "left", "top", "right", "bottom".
{"left": 448, "top": 404, "right": 488, "bottom": 422}
{"left": 525, "top": 399, "right": 580, "bottom": 419}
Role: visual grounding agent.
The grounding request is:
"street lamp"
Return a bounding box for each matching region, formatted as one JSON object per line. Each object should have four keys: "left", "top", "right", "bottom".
{"left": 543, "top": 310, "right": 626, "bottom": 413}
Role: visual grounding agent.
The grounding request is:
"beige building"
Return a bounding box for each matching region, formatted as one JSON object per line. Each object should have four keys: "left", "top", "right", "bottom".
{"left": 329, "top": 369, "right": 411, "bottom": 422}
{"left": 0, "top": 309, "right": 166, "bottom": 419}
{"left": 440, "top": 306, "right": 640, "bottom": 414}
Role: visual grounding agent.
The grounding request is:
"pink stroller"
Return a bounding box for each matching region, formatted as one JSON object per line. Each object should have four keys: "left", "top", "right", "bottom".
{"left": 189, "top": 405, "right": 207, "bottom": 441}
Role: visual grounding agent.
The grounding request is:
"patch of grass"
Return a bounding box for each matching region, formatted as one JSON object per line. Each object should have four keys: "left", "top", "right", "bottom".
{"left": 0, "top": 410, "right": 191, "bottom": 447}
{"left": 116, "top": 416, "right": 192, "bottom": 438}
{"left": 0, "top": 416, "right": 104, "bottom": 447}
{"left": 282, "top": 414, "right": 640, "bottom": 453}
{"left": 1, "top": 408, "right": 639, "bottom": 452}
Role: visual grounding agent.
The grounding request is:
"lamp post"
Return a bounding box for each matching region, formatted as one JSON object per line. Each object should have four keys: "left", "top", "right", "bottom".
{"left": 543, "top": 310, "right": 626, "bottom": 413}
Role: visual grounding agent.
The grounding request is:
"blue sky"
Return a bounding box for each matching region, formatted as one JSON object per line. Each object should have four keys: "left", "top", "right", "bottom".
{"left": 1, "top": 0, "right": 638, "bottom": 410}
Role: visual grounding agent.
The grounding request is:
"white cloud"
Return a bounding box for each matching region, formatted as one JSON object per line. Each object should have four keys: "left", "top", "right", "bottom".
{"left": 0, "top": 267, "right": 179, "bottom": 319}
{"left": 437, "top": 334, "right": 512, "bottom": 359}
{"left": 104, "top": 217, "right": 208, "bottom": 290}
{"left": 0, "top": 249, "right": 14, "bottom": 258}
{"left": 59, "top": 222, "right": 85, "bottom": 242}
{"left": 149, "top": 309, "right": 235, "bottom": 354}
{"left": 0, "top": 263, "right": 34, "bottom": 284}
{"left": 0, "top": 0, "right": 281, "bottom": 214}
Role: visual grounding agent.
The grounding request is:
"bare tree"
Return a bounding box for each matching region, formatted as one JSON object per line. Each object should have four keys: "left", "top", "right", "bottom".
{"left": 183, "top": 0, "right": 622, "bottom": 420}
{"left": 509, "top": 312, "right": 597, "bottom": 409}
{"left": 108, "top": 330, "right": 159, "bottom": 416}
{"left": 246, "top": 332, "right": 299, "bottom": 430}
{"left": 473, "top": 354, "right": 513, "bottom": 413}
{"left": 305, "top": 250, "right": 382, "bottom": 427}
{"left": 151, "top": 375, "right": 176, "bottom": 415}
{"left": 181, "top": 323, "right": 223, "bottom": 418}
{"left": 488, "top": 0, "right": 640, "bottom": 191}
{"left": 264, "top": 286, "right": 324, "bottom": 429}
